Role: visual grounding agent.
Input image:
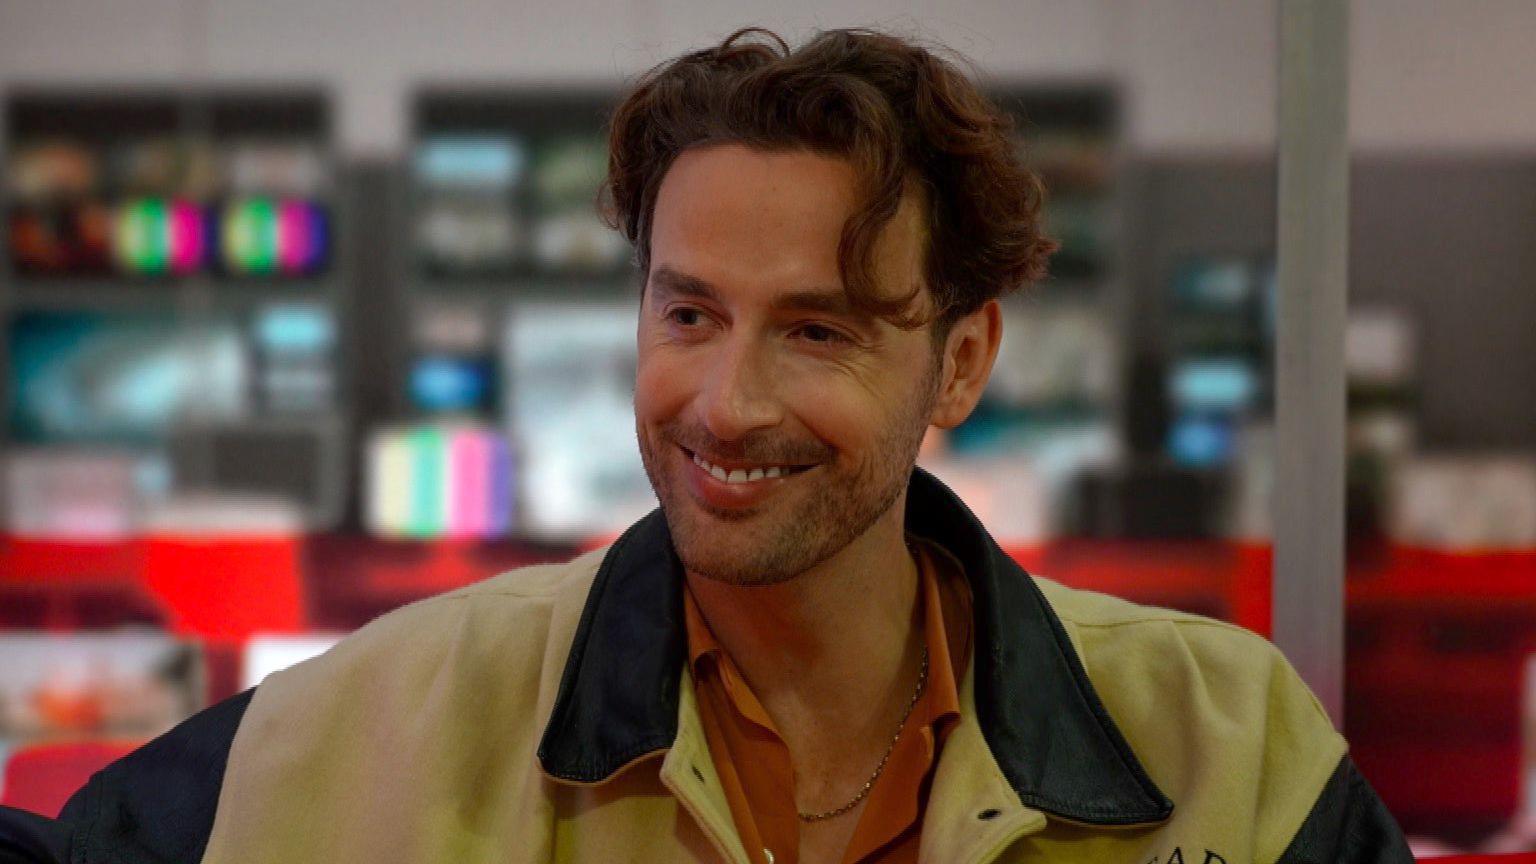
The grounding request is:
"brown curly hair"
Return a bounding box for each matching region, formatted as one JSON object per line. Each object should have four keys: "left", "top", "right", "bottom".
{"left": 599, "top": 26, "right": 1059, "bottom": 339}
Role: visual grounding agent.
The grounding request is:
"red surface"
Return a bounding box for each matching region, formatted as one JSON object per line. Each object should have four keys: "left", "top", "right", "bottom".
{"left": 0, "top": 538, "right": 147, "bottom": 584}
{"left": 0, "top": 534, "right": 1270, "bottom": 635}
{"left": 1, "top": 740, "right": 140, "bottom": 817}
{"left": 1006, "top": 538, "right": 1273, "bottom": 636}
{"left": 0, "top": 534, "right": 305, "bottom": 639}
{"left": 1349, "top": 545, "right": 1536, "bottom": 600}
{"left": 1342, "top": 543, "right": 1536, "bottom": 832}
{"left": 3, "top": 532, "right": 1534, "bottom": 840}
{"left": 142, "top": 536, "right": 306, "bottom": 639}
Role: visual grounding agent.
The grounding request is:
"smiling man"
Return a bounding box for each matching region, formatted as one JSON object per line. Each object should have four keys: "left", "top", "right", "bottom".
{"left": 0, "top": 27, "right": 1411, "bottom": 864}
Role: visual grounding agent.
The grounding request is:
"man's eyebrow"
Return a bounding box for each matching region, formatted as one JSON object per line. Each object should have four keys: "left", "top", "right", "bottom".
{"left": 649, "top": 265, "right": 868, "bottom": 318}
{"left": 648, "top": 266, "right": 720, "bottom": 303}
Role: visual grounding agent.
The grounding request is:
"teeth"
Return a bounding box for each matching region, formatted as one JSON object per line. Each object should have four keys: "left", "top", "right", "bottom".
{"left": 691, "top": 452, "right": 799, "bottom": 484}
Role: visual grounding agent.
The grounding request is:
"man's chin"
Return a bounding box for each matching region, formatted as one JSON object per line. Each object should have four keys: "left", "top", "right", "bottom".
{"left": 670, "top": 526, "right": 805, "bottom": 588}
{"left": 686, "top": 495, "right": 759, "bottom": 521}
{"left": 682, "top": 557, "right": 804, "bottom": 589}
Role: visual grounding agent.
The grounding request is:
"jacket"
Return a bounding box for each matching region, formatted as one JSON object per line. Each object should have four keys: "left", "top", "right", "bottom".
{"left": 0, "top": 465, "right": 1413, "bottom": 864}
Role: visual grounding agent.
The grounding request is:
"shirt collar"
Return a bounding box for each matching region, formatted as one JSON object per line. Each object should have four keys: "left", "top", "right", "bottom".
{"left": 678, "top": 530, "right": 967, "bottom": 730}
{"left": 536, "top": 464, "right": 1175, "bottom": 826}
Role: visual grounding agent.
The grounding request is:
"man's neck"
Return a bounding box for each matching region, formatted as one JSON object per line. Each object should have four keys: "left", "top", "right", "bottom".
{"left": 682, "top": 508, "right": 924, "bottom": 759}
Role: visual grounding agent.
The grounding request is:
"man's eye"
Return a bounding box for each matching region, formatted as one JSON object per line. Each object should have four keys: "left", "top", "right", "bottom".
{"left": 665, "top": 307, "right": 704, "bottom": 327}
{"left": 797, "top": 324, "right": 848, "bottom": 345}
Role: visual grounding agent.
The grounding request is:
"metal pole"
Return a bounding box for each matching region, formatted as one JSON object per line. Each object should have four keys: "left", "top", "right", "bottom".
{"left": 1274, "top": 0, "right": 1349, "bottom": 724}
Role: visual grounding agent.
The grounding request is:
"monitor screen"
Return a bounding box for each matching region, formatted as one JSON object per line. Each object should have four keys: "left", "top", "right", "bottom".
{"left": 8, "top": 311, "right": 250, "bottom": 443}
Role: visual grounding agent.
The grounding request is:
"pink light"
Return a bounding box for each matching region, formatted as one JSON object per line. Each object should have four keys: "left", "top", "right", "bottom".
{"left": 277, "top": 199, "right": 311, "bottom": 274}
{"left": 447, "top": 430, "right": 489, "bottom": 538}
{"left": 169, "top": 200, "right": 204, "bottom": 274}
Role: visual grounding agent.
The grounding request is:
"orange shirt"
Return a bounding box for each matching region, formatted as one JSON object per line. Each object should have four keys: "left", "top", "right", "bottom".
{"left": 682, "top": 533, "right": 973, "bottom": 864}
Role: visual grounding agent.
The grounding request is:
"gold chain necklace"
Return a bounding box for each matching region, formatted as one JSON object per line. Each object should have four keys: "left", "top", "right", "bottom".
{"left": 796, "top": 643, "right": 930, "bottom": 822}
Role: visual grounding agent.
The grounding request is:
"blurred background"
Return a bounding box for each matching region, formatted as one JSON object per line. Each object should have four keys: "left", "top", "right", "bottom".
{"left": 0, "top": 0, "right": 1532, "bottom": 855}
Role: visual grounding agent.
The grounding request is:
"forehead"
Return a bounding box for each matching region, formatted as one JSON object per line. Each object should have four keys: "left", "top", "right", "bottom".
{"left": 648, "top": 143, "right": 927, "bottom": 315}
{"left": 650, "top": 144, "right": 856, "bottom": 269}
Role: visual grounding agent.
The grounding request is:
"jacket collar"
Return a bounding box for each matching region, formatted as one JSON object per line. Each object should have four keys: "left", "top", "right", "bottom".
{"left": 536, "top": 465, "right": 1174, "bottom": 826}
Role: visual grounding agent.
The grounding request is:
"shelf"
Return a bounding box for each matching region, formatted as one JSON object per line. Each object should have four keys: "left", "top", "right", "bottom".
{"left": 408, "top": 273, "right": 637, "bottom": 300}
{"left": 3, "top": 279, "right": 340, "bottom": 313}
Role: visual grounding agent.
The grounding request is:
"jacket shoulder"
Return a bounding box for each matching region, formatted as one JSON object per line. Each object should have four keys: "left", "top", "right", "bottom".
{"left": 245, "top": 543, "right": 608, "bottom": 719}
{"left": 1032, "top": 574, "right": 1317, "bottom": 692}
{"left": 197, "top": 544, "right": 612, "bottom": 863}
{"left": 435, "top": 543, "right": 610, "bottom": 602}
{"left": 245, "top": 541, "right": 610, "bottom": 721}
{"left": 1031, "top": 575, "right": 1349, "bottom": 863}
{"left": 0, "top": 546, "right": 615, "bottom": 864}
{"left": 317, "top": 542, "right": 607, "bottom": 664}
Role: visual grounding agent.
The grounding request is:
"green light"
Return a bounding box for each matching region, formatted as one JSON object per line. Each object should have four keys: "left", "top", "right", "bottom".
{"left": 224, "top": 198, "right": 278, "bottom": 273}
{"left": 408, "top": 426, "right": 447, "bottom": 537}
{"left": 116, "top": 198, "right": 169, "bottom": 273}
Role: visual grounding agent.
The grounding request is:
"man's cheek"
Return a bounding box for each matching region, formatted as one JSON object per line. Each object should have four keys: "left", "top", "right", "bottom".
{"left": 636, "top": 361, "right": 697, "bottom": 416}
{"left": 632, "top": 368, "right": 668, "bottom": 418}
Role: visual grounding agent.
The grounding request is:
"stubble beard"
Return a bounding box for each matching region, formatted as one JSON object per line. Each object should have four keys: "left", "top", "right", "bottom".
{"left": 636, "top": 351, "right": 942, "bottom": 588}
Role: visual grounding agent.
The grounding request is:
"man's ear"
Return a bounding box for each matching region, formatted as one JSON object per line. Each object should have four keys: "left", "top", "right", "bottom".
{"left": 929, "top": 299, "right": 1003, "bottom": 430}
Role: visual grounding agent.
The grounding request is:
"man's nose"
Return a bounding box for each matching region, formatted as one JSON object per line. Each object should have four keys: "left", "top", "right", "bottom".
{"left": 698, "top": 335, "right": 782, "bottom": 442}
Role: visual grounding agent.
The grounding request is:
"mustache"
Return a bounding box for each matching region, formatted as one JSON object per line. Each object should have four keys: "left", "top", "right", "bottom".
{"left": 669, "top": 430, "right": 830, "bottom": 466}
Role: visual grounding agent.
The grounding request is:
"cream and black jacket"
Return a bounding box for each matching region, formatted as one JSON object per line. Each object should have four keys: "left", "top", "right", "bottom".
{"left": 0, "top": 466, "right": 1412, "bottom": 863}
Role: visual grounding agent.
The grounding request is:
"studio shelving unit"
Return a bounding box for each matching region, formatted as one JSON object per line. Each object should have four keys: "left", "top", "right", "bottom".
{"left": 956, "top": 85, "right": 1125, "bottom": 451}
{"left": 365, "top": 88, "right": 647, "bottom": 543}
{"left": 1, "top": 87, "right": 351, "bottom": 535}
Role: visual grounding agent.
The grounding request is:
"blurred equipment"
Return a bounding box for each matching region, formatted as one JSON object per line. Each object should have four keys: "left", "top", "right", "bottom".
{"left": 1388, "top": 455, "right": 1536, "bottom": 551}
{"left": 528, "top": 136, "right": 629, "bottom": 271}
{"left": 240, "top": 634, "right": 344, "bottom": 689}
{"left": 166, "top": 414, "right": 348, "bottom": 532}
{"left": 413, "top": 135, "right": 526, "bottom": 276}
{"left": 2, "top": 88, "right": 348, "bottom": 540}
{"left": 4, "top": 93, "right": 333, "bottom": 280}
{"left": 502, "top": 302, "right": 654, "bottom": 539}
{"left": 1345, "top": 307, "right": 1419, "bottom": 541}
{"left": 1160, "top": 254, "right": 1275, "bottom": 471}
{"left": 364, "top": 423, "right": 513, "bottom": 539}
{"left": 7, "top": 311, "right": 250, "bottom": 444}
{"left": 411, "top": 92, "right": 638, "bottom": 280}
{"left": 406, "top": 301, "right": 499, "bottom": 418}
{"left": 1066, "top": 463, "right": 1227, "bottom": 539}
{"left": 0, "top": 634, "right": 202, "bottom": 745}
{"left": 252, "top": 303, "right": 338, "bottom": 414}
{"left": 914, "top": 454, "right": 1053, "bottom": 544}
{"left": 2, "top": 448, "right": 164, "bottom": 540}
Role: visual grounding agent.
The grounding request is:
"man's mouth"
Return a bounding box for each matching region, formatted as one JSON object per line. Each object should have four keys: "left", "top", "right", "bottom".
{"left": 680, "top": 446, "right": 817, "bottom": 485}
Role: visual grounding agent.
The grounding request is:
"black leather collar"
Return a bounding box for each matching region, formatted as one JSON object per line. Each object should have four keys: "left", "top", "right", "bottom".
{"left": 536, "top": 465, "right": 1174, "bottom": 825}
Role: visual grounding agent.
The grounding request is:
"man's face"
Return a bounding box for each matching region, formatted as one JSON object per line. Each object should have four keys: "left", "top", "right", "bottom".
{"left": 634, "top": 143, "right": 942, "bottom": 587}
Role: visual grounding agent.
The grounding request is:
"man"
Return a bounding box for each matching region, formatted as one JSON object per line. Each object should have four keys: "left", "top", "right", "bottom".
{"left": 0, "top": 27, "right": 1411, "bottom": 864}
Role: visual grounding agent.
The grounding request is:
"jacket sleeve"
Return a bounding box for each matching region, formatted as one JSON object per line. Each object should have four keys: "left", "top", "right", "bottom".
{"left": 0, "top": 687, "right": 255, "bottom": 864}
{"left": 1274, "top": 755, "right": 1414, "bottom": 864}
{"left": 0, "top": 807, "right": 70, "bottom": 864}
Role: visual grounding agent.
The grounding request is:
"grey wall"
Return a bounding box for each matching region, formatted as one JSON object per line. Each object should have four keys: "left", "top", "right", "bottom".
{"left": 5, "top": 0, "right": 1536, "bottom": 157}
{"left": 1123, "top": 157, "right": 1277, "bottom": 357}
{"left": 1351, "top": 159, "right": 1536, "bottom": 450}
{"left": 1128, "top": 155, "right": 1536, "bottom": 451}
